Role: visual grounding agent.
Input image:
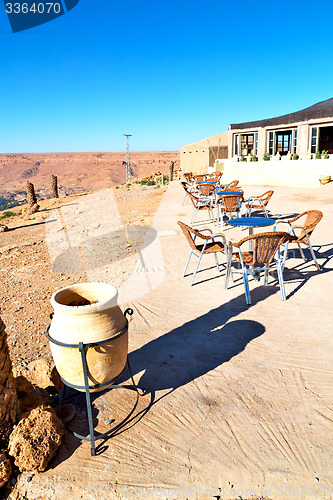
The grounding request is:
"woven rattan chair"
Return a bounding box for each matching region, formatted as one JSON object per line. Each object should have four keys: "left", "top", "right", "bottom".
{"left": 224, "top": 180, "right": 239, "bottom": 190}
{"left": 178, "top": 221, "right": 227, "bottom": 285}
{"left": 245, "top": 190, "right": 274, "bottom": 217}
{"left": 197, "top": 183, "right": 216, "bottom": 204}
{"left": 188, "top": 192, "right": 215, "bottom": 225}
{"left": 192, "top": 174, "right": 206, "bottom": 185}
{"left": 180, "top": 181, "right": 196, "bottom": 205}
{"left": 216, "top": 193, "right": 244, "bottom": 229}
{"left": 208, "top": 171, "right": 223, "bottom": 183}
{"left": 225, "top": 231, "right": 293, "bottom": 304}
{"left": 275, "top": 210, "right": 323, "bottom": 270}
{"left": 184, "top": 172, "right": 193, "bottom": 183}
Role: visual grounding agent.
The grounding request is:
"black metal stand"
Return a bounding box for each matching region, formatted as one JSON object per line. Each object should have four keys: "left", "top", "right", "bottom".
{"left": 47, "top": 308, "right": 141, "bottom": 456}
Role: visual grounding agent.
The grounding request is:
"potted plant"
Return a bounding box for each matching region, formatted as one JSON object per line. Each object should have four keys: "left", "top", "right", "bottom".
{"left": 292, "top": 153, "right": 299, "bottom": 160}
{"left": 263, "top": 152, "right": 270, "bottom": 161}
{"left": 315, "top": 151, "right": 322, "bottom": 159}
{"left": 322, "top": 150, "right": 329, "bottom": 159}
{"left": 251, "top": 155, "right": 258, "bottom": 162}
{"left": 240, "top": 155, "right": 247, "bottom": 162}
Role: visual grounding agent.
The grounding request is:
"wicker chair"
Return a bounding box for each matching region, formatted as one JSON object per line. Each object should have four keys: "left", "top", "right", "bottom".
{"left": 245, "top": 190, "right": 274, "bottom": 217}
{"left": 197, "top": 183, "right": 216, "bottom": 204}
{"left": 275, "top": 210, "right": 323, "bottom": 270}
{"left": 180, "top": 181, "right": 195, "bottom": 205}
{"left": 178, "top": 221, "right": 227, "bottom": 285}
{"left": 225, "top": 231, "right": 293, "bottom": 305}
{"left": 216, "top": 193, "right": 244, "bottom": 229}
{"left": 184, "top": 172, "right": 193, "bottom": 183}
{"left": 188, "top": 192, "right": 215, "bottom": 225}
{"left": 224, "top": 180, "right": 239, "bottom": 190}
{"left": 192, "top": 174, "right": 206, "bottom": 185}
{"left": 208, "top": 171, "right": 223, "bottom": 183}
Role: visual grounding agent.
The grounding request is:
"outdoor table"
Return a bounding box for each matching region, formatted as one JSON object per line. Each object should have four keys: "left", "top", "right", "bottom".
{"left": 216, "top": 190, "right": 242, "bottom": 196}
{"left": 227, "top": 216, "right": 276, "bottom": 280}
{"left": 227, "top": 216, "right": 275, "bottom": 235}
{"left": 198, "top": 180, "right": 218, "bottom": 185}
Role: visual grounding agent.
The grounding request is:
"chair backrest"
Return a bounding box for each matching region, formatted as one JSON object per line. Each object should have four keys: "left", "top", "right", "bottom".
{"left": 180, "top": 181, "right": 189, "bottom": 192}
{"left": 193, "top": 174, "right": 205, "bottom": 183}
{"left": 217, "top": 194, "right": 243, "bottom": 213}
{"left": 187, "top": 191, "right": 200, "bottom": 208}
{"left": 198, "top": 184, "right": 215, "bottom": 197}
{"left": 209, "top": 171, "right": 222, "bottom": 181}
{"left": 289, "top": 210, "right": 323, "bottom": 243}
{"left": 235, "top": 231, "right": 292, "bottom": 265}
{"left": 177, "top": 221, "right": 208, "bottom": 252}
{"left": 184, "top": 172, "right": 193, "bottom": 182}
{"left": 225, "top": 180, "right": 239, "bottom": 189}
{"left": 258, "top": 190, "right": 274, "bottom": 206}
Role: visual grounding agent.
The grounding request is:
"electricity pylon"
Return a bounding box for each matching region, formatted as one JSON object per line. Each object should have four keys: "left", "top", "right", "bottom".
{"left": 123, "top": 134, "right": 133, "bottom": 183}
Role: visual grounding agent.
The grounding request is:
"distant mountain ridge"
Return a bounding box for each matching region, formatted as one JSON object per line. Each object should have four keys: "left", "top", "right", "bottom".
{"left": 0, "top": 151, "right": 179, "bottom": 196}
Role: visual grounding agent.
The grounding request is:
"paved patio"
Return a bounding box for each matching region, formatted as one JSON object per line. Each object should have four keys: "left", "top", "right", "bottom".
{"left": 16, "top": 181, "right": 333, "bottom": 500}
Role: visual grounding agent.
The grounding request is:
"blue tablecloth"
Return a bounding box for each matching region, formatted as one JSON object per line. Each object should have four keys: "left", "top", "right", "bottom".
{"left": 228, "top": 217, "right": 275, "bottom": 228}
{"left": 216, "top": 190, "right": 242, "bottom": 196}
{"left": 198, "top": 181, "right": 218, "bottom": 184}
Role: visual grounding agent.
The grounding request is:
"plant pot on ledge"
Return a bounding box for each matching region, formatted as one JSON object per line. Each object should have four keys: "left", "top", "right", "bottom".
{"left": 319, "top": 175, "right": 331, "bottom": 185}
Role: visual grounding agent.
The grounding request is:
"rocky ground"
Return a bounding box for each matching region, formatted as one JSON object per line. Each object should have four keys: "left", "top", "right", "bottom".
{"left": 0, "top": 182, "right": 166, "bottom": 372}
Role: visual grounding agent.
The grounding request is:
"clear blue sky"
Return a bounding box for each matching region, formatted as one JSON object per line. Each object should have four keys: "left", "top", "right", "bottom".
{"left": 0, "top": 0, "right": 332, "bottom": 153}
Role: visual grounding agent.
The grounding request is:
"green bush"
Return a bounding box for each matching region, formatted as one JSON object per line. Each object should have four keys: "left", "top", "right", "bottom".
{"left": 315, "top": 151, "right": 321, "bottom": 159}
{"left": 147, "top": 180, "right": 156, "bottom": 186}
{"left": 251, "top": 155, "right": 258, "bottom": 162}
{"left": 0, "top": 211, "right": 16, "bottom": 219}
{"left": 240, "top": 155, "right": 247, "bottom": 162}
{"left": 322, "top": 150, "right": 329, "bottom": 159}
{"left": 163, "top": 175, "right": 169, "bottom": 183}
{"left": 263, "top": 152, "right": 270, "bottom": 161}
{"left": 292, "top": 153, "right": 299, "bottom": 160}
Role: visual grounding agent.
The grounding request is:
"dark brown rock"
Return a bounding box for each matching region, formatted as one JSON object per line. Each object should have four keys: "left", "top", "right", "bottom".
{"left": 0, "top": 315, "right": 20, "bottom": 449}
{"left": 0, "top": 451, "right": 12, "bottom": 488}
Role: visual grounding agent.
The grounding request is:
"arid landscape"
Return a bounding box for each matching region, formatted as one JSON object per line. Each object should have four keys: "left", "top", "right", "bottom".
{"left": 0, "top": 156, "right": 332, "bottom": 500}
{"left": 0, "top": 151, "right": 180, "bottom": 208}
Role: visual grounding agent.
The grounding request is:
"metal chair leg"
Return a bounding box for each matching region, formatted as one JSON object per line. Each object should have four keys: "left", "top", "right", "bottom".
{"left": 297, "top": 242, "right": 306, "bottom": 261}
{"left": 306, "top": 238, "right": 321, "bottom": 270}
{"left": 225, "top": 252, "right": 232, "bottom": 289}
{"left": 182, "top": 250, "right": 193, "bottom": 277}
{"left": 276, "top": 259, "right": 286, "bottom": 301}
{"left": 190, "top": 251, "right": 204, "bottom": 286}
{"left": 242, "top": 265, "right": 251, "bottom": 305}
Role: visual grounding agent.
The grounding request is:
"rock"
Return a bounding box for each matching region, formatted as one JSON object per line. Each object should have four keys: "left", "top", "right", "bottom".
{"left": 0, "top": 451, "right": 12, "bottom": 488}
{"left": 8, "top": 405, "right": 65, "bottom": 472}
{"left": 0, "top": 316, "right": 21, "bottom": 449}
{"left": 13, "top": 359, "right": 63, "bottom": 393}
{"left": 14, "top": 377, "right": 51, "bottom": 412}
{"left": 0, "top": 225, "right": 8, "bottom": 233}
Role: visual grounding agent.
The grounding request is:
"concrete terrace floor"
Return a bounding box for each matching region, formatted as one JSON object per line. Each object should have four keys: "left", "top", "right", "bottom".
{"left": 14, "top": 181, "right": 333, "bottom": 500}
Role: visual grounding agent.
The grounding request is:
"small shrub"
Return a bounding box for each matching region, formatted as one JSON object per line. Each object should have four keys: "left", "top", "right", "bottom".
{"left": 163, "top": 175, "right": 169, "bottom": 183}
{"left": 139, "top": 179, "right": 148, "bottom": 185}
{"left": 251, "top": 155, "right": 258, "bottom": 162}
{"left": 147, "top": 180, "right": 156, "bottom": 186}
{"left": 126, "top": 183, "right": 131, "bottom": 188}
{"left": 315, "top": 151, "right": 321, "bottom": 159}
{"left": 240, "top": 155, "right": 247, "bottom": 162}
{"left": 292, "top": 153, "right": 299, "bottom": 160}
{"left": 263, "top": 152, "right": 270, "bottom": 161}
{"left": 115, "top": 186, "right": 120, "bottom": 189}
{"left": 322, "top": 149, "right": 329, "bottom": 159}
{"left": 0, "top": 211, "right": 16, "bottom": 219}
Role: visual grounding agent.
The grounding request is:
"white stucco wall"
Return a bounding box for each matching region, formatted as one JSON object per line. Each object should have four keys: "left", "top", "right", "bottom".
{"left": 219, "top": 158, "right": 333, "bottom": 188}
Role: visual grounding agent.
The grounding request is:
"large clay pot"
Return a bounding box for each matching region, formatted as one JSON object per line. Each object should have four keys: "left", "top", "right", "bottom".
{"left": 48, "top": 282, "right": 128, "bottom": 392}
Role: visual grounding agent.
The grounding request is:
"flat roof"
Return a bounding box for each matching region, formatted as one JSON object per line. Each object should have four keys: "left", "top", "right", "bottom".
{"left": 229, "top": 97, "right": 333, "bottom": 130}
